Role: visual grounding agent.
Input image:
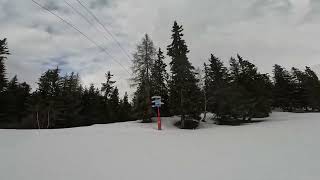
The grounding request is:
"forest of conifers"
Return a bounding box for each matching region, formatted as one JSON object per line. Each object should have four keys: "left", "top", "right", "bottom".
{"left": 1, "top": 21, "right": 320, "bottom": 129}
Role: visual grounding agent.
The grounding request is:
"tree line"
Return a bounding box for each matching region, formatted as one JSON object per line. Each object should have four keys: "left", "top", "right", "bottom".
{"left": 1, "top": 21, "right": 320, "bottom": 129}
{"left": 0, "top": 38, "right": 132, "bottom": 128}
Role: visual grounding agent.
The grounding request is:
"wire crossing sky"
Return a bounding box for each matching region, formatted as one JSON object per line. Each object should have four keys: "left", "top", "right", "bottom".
{"left": 32, "top": 0, "right": 131, "bottom": 76}
{"left": 75, "top": 0, "right": 133, "bottom": 63}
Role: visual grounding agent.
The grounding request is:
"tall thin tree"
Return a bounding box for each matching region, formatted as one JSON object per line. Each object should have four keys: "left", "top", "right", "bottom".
{"left": 132, "top": 34, "right": 156, "bottom": 122}
{"left": 167, "top": 21, "right": 202, "bottom": 128}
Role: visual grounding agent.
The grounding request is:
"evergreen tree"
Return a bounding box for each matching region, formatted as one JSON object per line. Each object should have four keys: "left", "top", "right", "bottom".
{"left": 229, "top": 55, "right": 272, "bottom": 120}
{"left": 291, "top": 67, "right": 307, "bottom": 111}
{"left": 37, "top": 67, "right": 64, "bottom": 128}
{"left": 59, "top": 72, "right": 83, "bottom": 127}
{"left": 5, "top": 76, "right": 31, "bottom": 124}
{"left": 81, "top": 84, "right": 104, "bottom": 125}
{"left": 272, "top": 64, "right": 294, "bottom": 111}
{"left": 167, "top": 21, "right": 202, "bottom": 128}
{"left": 0, "top": 38, "right": 10, "bottom": 92}
{"left": 101, "top": 71, "right": 116, "bottom": 99}
{"left": 101, "top": 71, "right": 116, "bottom": 122}
{"left": 132, "top": 34, "right": 156, "bottom": 122}
{"left": 0, "top": 38, "right": 10, "bottom": 123}
{"left": 109, "top": 87, "right": 120, "bottom": 122}
{"left": 204, "top": 53, "right": 230, "bottom": 119}
{"left": 6, "top": 76, "right": 19, "bottom": 122}
{"left": 303, "top": 67, "right": 320, "bottom": 111}
{"left": 118, "top": 92, "right": 132, "bottom": 122}
{"left": 289, "top": 67, "right": 320, "bottom": 111}
{"left": 150, "top": 48, "right": 170, "bottom": 116}
{"left": 205, "top": 54, "right": 272, "bottom": 124}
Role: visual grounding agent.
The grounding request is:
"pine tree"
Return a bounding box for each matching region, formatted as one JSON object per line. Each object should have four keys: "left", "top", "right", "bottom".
{"left": 288, "top": 66, "right": 320, "bottom": 112}
{"left": 132, "top": 34, "right": 156, "bottom": 122}
{"left": 81, "top": 84, "right": 104, "bottom": 125}
{"left": 101, "top": 71, "right": 116, "bottom": 99}
{"left": 101, "top": 71, "right": 116, "bottom": 122}
{"left": 109, "top": 87, "right": 120, "bottom": 122}
{"left": 5, "top": 76, "right": 31, "bottom": 124}
{"left": 0, "top": 38, "right": 10, "bottom": 124}
{"left": 167, "top": 21, "right": 202, "bottom": 128}
{"left": 291, "top": 67, "right": 307, "bottom": 111}
{"left": 272, "top": 64, "right": 294, "bottom": 111}
{"left": 206, "top": 54, "right": 272, "bottom": 124}
{"left": 16, "top": 82, "right": 31, "bottom": 123}
{"left": 204, "top": 53, "right": 230, "bottom": 119}
{"left": 59, "top": 72, "right": 83, "bottom": 127}
{"left": 6, "top": 76, "right": 19, "bottom": 122}
{"left": 150, "top": 48, "right": 170, "bottom": 116}
{"left": 229, "top": 55, "right": 272, "bottom": 120}
{"left": 23, "top": 67, "right": 64, "bottom": 128}
{"left": 118, "top": 92, "right": 132, "bottom": 122}
{"left": 0, "top": 38, "right": 10, "bottom": 92}
{"left": 304, "top": 67, "right": 320, "bottom": 111}
{"left": 38, "top": 67, "right": 64, "bottom": 128}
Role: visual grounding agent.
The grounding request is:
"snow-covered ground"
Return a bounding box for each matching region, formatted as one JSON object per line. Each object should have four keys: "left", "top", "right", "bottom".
{"left": 1, "top": 112, "right": 320, "bottom": 180}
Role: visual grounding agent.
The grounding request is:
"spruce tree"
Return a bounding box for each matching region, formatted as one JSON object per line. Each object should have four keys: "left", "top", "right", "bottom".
{"left": 304, "top": 67, "right": 320, "bottom": 111}
{"left": 206, "top": 54, "right": 272, "bottom": 124}
{"left": 150, "top": 48, "right": 170, "bottom": 116}
{"left": 204, "top": 53, "right": 230, "bottom": 119}
{"left": 0, "top": 38, "right": 10, "bottom": 124}
{"left": 0, "top": 38, "right": 10, "bottom": 92}
{"left": 167, "top": 21, "right": 202, "bottom": 128}
{"left": 59, "top": 72, "right": 83, "bottom": 127}
{"left": 289, "top": 67, "right": 320, "bottom": 111}
{"left": 6, "top": 76, "right": 19, "bottom": 122}
{"left": 81, "top": 84, "right": 104, "bottom": 125}
{"left": 229, "top": 55, "right": 272, "bottom": 120}
{"left": 101, "top": 71, "right": 116, "bottom": 99}
{"left": 291, "top": 67, "right": 307, "bottom": 111}
{"left": 23, "top": 67, "right": 65, "bottom": 128}
{"left": 118, "top": 92, "right": 132, "bottom": 122}
{"left": 101, "top": 71, "right": 116, "bottom": 122}
{"left": 109, "top": 87, "right": 120, "bottom": 122}
{"left": 272, "top": 64, "right": 294, "bottom": 111}
{"left": 5, "top": 76, "right": 31, "bottom": 125}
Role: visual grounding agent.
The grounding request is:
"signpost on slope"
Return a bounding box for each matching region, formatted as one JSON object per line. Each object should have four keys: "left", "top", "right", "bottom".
{"left": 152, "top": 96, "right": 164, "bottom": 130}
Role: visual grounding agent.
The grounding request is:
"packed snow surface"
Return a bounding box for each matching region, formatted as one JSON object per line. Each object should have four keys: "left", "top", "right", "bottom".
{"left": 1, "top": 112, "right": 320, "bottom": 180}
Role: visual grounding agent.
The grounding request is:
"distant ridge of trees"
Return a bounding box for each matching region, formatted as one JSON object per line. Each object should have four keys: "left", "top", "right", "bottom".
{"left": 1, "top": 21, "right": 320, "bottom": 129}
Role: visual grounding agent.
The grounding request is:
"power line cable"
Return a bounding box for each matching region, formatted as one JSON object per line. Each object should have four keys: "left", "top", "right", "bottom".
{"left": 63, "top": 0, "right": 132, "bottom": 66}
{"left": 31, "top": 0, "right": 131, "bottom": 76}
{"left": 75, "top": 0, "right": 133, "bottom": 62}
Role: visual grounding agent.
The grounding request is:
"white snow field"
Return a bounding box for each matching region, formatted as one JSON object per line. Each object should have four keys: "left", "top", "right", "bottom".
{"left": 1, "top": 112, "right": 320, "bottom": 180}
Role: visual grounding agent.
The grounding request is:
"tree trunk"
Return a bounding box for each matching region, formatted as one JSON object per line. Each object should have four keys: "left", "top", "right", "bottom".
{"left": 180, "top": 89, "right": 185, "bottom": 128}
{"left": 144, "top": 37, "right": 151, "bottom": 123}
{"left": 47, "top": 111, "right": 50, "bottom": 129}
{"left": 36, "top": 111, "right": 40, "bottom": 129}
{"left": 202, "top": 90, "right": 207, "bottom": 122}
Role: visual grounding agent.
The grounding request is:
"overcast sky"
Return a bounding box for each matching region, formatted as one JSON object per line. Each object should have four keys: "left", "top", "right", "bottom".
{"left": 1, "top": 0, "right": 320, "bottom": 96}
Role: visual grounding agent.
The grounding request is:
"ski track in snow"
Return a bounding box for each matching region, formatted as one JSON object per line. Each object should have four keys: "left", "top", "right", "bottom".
{"left": 0, "top": 112, "right": 320, "bottom": 180}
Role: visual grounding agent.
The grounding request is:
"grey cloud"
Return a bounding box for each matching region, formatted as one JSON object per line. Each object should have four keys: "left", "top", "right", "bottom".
{"left": 2, "top": 0, "right": 320, "bottom": 96}
{"left": 248, "top": 0, "right": 293, "bottom": 19}
{"left": 303, "top": 0, "right": 320, "bottom": 22}
{"left": 90, "top": 0, "right": 111, "bottom": 9}
{"left": 43, "top": 1, "right": 60, "bottom": 11}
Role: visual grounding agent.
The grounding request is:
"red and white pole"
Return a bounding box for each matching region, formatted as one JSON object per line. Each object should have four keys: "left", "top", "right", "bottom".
{"left": 157, "top": 107, "right": 161, "bottom": 130}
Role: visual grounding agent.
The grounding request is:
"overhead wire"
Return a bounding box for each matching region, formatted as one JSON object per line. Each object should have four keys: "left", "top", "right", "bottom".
{"left": 31, "top": 0, "right": 131, "bottom": 76}
{"left": 75, "top": 0, "right": 133, "bottom": 62}
{"left": 62, "top": 0, "right": 132, "bottom": 66}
